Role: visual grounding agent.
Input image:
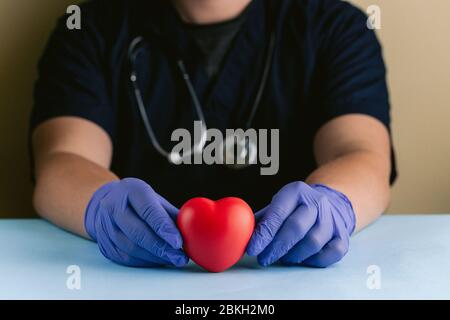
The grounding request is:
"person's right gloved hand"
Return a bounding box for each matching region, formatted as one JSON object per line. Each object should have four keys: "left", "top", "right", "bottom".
{"left": 84, "top": 178, "right": 189, "bottom": 267}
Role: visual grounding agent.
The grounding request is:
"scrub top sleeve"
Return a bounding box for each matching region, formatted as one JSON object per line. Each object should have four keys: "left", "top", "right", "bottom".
{"left": 313, "top": 2, "right": 391, "bottom": 131}
{"left": 311, "top": 2, "right": 397, "bottom": 183}
{"left": 30, "top": 10, "right": 114, "bottom": 139}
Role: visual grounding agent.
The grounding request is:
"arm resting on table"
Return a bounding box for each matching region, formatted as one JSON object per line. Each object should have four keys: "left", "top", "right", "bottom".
{"left": 306, "top": 114, "right": 392, "bottom": 232}
{"left": 32, "top": 117, "right": 119, "bottom": 238}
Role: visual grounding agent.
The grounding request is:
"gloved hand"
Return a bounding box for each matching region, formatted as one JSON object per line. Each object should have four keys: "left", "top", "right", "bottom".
{"left": 84, "top": 178, "right": 188, "bottom": 267}
{"left": 247, "top": 182, "right": 356, "bottom": 268}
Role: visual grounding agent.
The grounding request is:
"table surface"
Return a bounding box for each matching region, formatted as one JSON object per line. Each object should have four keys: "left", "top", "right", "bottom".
{"left": 1, "top": 215, "right": 449, "bottom": 300}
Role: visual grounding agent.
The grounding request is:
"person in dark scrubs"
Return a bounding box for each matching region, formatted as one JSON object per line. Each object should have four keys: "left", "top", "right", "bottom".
{"left": 30, "top": 0, "right": 396, "bottom": 268}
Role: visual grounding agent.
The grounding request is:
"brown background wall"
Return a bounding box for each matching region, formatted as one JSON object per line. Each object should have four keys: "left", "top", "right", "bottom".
{"left": 1, "top": 0, "right": 449, "bottom": 217}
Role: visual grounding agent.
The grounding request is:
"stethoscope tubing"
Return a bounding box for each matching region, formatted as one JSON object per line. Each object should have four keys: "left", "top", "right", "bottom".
{"left": 128, "top": 29, "right": 276, "bottom": 165}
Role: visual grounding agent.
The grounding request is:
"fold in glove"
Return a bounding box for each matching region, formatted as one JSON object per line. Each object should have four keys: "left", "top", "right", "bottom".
{"left": 85, "top": 178, "right": 188, "bottom": 267}
{"left": 247, "top": 181, "right": 356, "bottom": 268}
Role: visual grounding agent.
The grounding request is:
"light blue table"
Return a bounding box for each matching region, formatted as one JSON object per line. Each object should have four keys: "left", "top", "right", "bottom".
{"left": 1, "top": 215, "right": 449, "bottom": 299}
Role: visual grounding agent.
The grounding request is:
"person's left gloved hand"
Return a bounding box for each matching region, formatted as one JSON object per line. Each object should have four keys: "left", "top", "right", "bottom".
{"left": 246, "top": 181, "right": 356, "bottom": 268}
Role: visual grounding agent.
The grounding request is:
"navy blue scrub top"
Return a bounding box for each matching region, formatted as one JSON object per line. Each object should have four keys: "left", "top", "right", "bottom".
{"left": 30, "top": 0, "right": 397, "bottom": 210}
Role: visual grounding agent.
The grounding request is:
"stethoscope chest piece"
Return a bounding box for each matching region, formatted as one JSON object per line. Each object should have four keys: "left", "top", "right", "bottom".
{"left": 128, "top": 28, "right": 276, "bottom": 169}
{"left": 220, "top": 134, "right": 258, "bottom": 169}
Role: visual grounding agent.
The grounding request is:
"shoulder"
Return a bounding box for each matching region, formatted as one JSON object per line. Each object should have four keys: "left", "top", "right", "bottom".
{"left": 282, "top": 0, "right": 370, "bottom": 36}
{"left": 57, "top": 0, "right": 131, "bottom": 38}
{"left": 43, "top": 0, "right": 141, "bottom": 63}
{"left": 280, "top": 0, "right": 377, "bottom": 52}
{"left": 70, "top": 0, "right": 129, "bottom": 24}
{"left": 284, "top": 0, "right": 368, "bottom": 21}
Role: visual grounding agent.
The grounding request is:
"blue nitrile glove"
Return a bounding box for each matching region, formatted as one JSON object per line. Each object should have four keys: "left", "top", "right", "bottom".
{"left": 84, "top": 178, "right": 188, "bottom": 267}
{"left": 247, "top": 181, "right": 356, "bottom": 268}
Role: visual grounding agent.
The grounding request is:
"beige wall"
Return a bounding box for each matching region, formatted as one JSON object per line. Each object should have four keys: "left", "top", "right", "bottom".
{"left": 352, "top": 0, "right": 450, "bottom": 213}
{"left": 0, "top": 0, "right": 449, "bottom": 217}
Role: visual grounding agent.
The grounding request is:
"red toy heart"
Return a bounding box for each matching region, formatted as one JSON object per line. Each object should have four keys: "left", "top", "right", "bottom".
{"left": 177, "top": 197, "right": 255, "bottom": 272}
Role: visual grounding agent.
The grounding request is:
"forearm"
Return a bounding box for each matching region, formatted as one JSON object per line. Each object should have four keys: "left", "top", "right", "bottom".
{"left": 306, "top": 150, "right": 391, "bottom": 232}
{"left": 33, "top": 152, "right": 118, "bottom": 238}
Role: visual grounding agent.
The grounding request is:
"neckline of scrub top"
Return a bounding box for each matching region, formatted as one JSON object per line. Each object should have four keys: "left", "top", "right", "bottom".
{"left": 131, "top": 0, "right": 270, "bottom": 124}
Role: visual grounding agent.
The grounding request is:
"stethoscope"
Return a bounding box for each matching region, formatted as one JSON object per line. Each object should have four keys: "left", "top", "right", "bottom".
{"left": 128, "top": 29, "right": 276, "bottom": 168}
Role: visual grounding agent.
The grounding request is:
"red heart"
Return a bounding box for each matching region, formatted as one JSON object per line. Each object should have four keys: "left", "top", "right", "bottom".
{"left": 177, "top": 197, "right": 255, "bottom": 272}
